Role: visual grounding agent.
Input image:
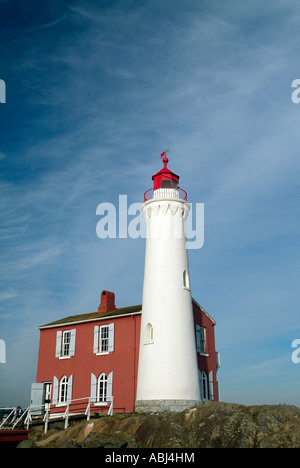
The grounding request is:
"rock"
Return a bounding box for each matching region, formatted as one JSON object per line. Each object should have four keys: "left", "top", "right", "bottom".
{"left": 30, "top": 402, "right": 300, "bottom": 448}
{"left": 16, "top": 439, "right": 37, "bottom": 448}
{"left": 80, "top": 436, "right": 105, "bottom": 448}
{"left": 184, "top": 402, "right": 300, "bottom": 448}
{"left": 57, "top": 438, "right": 81, "bottom": 448}
{"left": 184, "top": 402, "right": 258, "bottom": 448}
{"left": 80, "top": 433, "right": 128, "bottom": 448}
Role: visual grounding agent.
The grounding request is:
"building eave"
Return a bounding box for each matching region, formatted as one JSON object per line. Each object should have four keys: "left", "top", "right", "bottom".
{"left": 37, "top": 305, "right": 142, "bottom": 330}
{"left": 37, "top": 298, "right": 216, "bottom": 330}
{"left": 192, "top": 298, "right": 217, "bottom": 325}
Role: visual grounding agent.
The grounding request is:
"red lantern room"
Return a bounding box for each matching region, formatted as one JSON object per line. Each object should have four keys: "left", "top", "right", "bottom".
{"left": 144, "top": 150, "right": 187, "bottom": 202}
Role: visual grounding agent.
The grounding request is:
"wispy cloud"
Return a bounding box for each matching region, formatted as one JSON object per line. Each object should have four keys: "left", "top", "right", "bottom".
{"left": 0, "top": 289, "right": 17, "bottom": 303}
{"left": 31, "top": 16, "right": 66, "bottom": 31}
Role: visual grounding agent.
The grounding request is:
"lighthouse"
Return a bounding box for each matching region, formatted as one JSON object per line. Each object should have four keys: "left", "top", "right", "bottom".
{"left": 135, "top": 152, "right": 201, "bottom": 413}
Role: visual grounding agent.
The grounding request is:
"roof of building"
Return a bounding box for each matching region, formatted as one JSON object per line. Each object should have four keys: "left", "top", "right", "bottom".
{"left": 38, "top": 304, "right": 142, "bottom": 329}
{"left": 192, "top": 298, "right": 217, "bottom": 325}
{"left": 38, "top": 299, "right": 216, "bottom": 330}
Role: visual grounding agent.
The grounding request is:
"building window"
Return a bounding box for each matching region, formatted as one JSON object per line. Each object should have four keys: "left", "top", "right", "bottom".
{"left": 202, "top": 371, "right": 208, "bottom": 400}
{"left": 97, "top": 373, "right": 107, "bottom": 402}
{"left": 199, "top": 327, "right": 206, "bottom": 354}
{"left": 90, "top": 372, "right": 113, "bottom": 404}
{"left": 99, "top": 325, "right": 109, "bottom": 352}
{"left": 93, "top": 323, "right": 114, "bottom": 355}
{"left": 62, "top": 331, "right": 71, "bottom": 357}
{"left": 55, "top": 329, "right": 76, "bottom": 358}
{"left": 196, "top": 325, "right": 207, "bottom": 354}
{"left": 59, "top": 376, "right": 68, "bottom": 404}
{"left": 52, "top": 375, "right": 73, "bottom": 406}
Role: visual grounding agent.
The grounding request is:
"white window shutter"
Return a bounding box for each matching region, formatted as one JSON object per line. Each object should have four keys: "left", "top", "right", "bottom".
{"left": 55, "top": 331, "right": 62, "bottom": 358}
{"left": 30, "top": 383, "right": 44, "bottom": 415}
{"left": 90, "top": 373, "right": 97, "bottom": 403}
{"left": 67, "top": 375, "right": 73, "bottom": 404}
{"left": 52, "top": 376, "right": 59, "bottom": 405}
{"left": 209, "top": 371, "right": 214, "bottom": 400}
{"left": 69, "top": 329, "right": 76, "bottom": 356}
{"left": 108, "top": 323, "right": 114, "bottom": 352}
{"left": 196, "top": 325, "right": 201, "bottom": 353}
{"left": 106, "top": 371, "right": 113, "bottom": 402}
{"left": 93, "top": 326, "right": 99, "bottom": 354}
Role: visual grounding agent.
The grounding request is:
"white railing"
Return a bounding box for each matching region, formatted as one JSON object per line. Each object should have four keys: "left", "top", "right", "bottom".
{"left": 108, "top": 396, "right": 114, "bottom": 416}
{"left": 0, "top": 407, "right": 17, "bottom": 429}
{"left": 0, "top": 396, "right": 114, "bottom": 434}
{"left": 43, "top": 408, "right": 49, "bottom": 433}
{"left": 14, "top": 406, "right": 30, "bottom": 429}
{"left": 63, "top": 403, "right": 70, "bottom": 430}
{"left": 0, "top": 406, "right": 30, "bottom": 430}
{"left": 144, "top": 187, "right": 187, "bottom": 202}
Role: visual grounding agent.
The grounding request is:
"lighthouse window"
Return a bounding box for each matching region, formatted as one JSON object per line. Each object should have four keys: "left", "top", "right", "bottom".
{"left": 145, "top": 323, "right": 154, "bottom": 344}
{"left": 161, "top": 180, "right": 178, "bottom": 188}
{"left": 183, "top": 270, "right": 190, "bottom": 289}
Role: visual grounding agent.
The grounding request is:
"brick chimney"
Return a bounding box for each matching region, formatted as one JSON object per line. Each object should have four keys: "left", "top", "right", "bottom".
{"left": 98, "top": 290, "right": 116, "bottom": 314}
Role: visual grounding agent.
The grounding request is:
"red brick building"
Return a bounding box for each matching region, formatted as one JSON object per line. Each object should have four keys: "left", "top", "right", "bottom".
{"left": 31, "top": 290, "right": 220, "bottom": 416}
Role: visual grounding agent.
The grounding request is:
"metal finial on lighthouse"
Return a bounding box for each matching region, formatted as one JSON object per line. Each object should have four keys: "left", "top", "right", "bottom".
{"left": 160, "top": 149, "right": 169, "bottom": 167}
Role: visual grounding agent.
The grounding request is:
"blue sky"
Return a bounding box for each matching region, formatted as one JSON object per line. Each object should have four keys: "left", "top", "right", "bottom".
{"left": 1, "top": 0, "right": 300, "bottom": 408}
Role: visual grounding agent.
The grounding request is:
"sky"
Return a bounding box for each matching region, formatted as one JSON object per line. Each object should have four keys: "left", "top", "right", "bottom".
{"left": 0, "top": 0, "right": 300, "bottom": 408}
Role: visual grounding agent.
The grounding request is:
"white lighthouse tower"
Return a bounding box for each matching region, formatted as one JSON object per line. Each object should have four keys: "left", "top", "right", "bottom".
{"left": 135, "top": 152, "right": 201, "bottom": 413}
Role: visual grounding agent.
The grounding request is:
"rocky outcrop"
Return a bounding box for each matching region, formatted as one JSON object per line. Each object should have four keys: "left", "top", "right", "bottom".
{"left": 25, "top": 402, "right": 300, "bottom": 448}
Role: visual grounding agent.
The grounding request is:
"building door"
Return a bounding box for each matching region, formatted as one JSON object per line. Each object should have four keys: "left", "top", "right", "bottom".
{"left": 44, "top": 382, "right": 52, "bottom": 411}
